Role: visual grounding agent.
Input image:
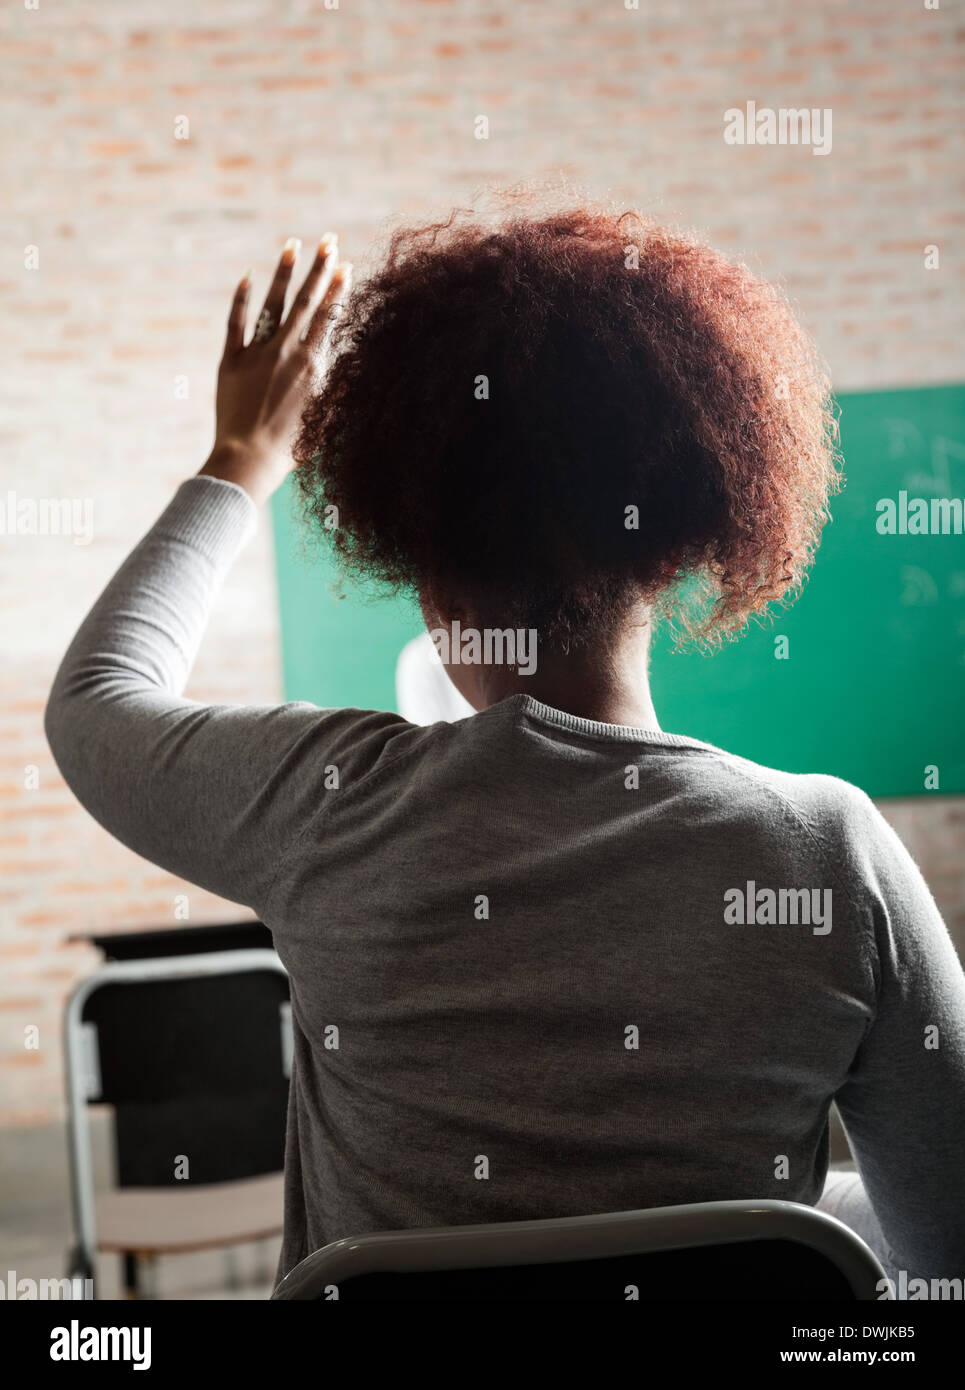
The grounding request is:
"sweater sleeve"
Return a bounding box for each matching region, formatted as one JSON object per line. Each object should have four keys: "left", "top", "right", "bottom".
{"left": 830, "top": 783, "right": 965, "bottom": 1281}
{"left": 44, "top": 476, "right": 406, "bottom": 914}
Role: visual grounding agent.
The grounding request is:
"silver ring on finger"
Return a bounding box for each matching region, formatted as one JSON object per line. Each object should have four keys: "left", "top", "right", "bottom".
{"left": 253, "top": 308, "right": 278, "bottom": 343}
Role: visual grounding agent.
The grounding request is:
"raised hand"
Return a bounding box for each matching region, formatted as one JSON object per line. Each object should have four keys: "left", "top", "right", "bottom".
{"left": 199, "top": 234, "right": 352, "bottom": 504}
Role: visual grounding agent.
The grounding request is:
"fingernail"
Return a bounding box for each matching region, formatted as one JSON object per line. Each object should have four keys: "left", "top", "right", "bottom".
{"left": 339, "top": 262, "right": 353, "bottom": 278}
{"left": 282, "top": 236, "right": 301, "bottom": 262}
{"left": 320, "top": 232, "right": 339, "bottom": 248}
{"left": 240, "top": 267, "right": 253, "bottom": 287}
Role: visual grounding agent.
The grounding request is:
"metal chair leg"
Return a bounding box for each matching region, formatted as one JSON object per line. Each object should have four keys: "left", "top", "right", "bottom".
{"left": 67, "top": 1245, "right": 95, "bottom": 1300}
{"left": 122, "top": 1251, "right": 159, "bottom": 1299}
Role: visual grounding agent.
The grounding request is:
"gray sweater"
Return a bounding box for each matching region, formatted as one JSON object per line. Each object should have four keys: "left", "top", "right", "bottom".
{"left": 45, "top": 476, "right": 965, "bottom": 1282}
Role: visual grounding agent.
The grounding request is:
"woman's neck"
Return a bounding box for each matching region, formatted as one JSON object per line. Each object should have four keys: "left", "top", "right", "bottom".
{"left": 433, "top": 607, "right": 661, "bottom": 730}
{"left": 476, "top": 661, "right": 660, "bottom": 730}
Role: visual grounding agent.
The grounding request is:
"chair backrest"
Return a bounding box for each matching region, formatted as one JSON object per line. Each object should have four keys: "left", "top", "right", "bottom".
{"left": 74, "top": 919, "right": 274, "bottom": 962}
{"left": 271, "top": 1200, "right": 890, "bottom": 1301}
{"left": 65, "top": 949, "right": 291, "bottom": 1263}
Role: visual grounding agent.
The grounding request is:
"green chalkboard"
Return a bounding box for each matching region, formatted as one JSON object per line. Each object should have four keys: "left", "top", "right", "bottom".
{"left": 271, "top": 384, "right": 965, "bottom": 798}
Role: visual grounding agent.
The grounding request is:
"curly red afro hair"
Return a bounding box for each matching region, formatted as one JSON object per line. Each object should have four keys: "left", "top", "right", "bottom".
{"left": 292, "top": 196, "right": 840, "bottom": 650}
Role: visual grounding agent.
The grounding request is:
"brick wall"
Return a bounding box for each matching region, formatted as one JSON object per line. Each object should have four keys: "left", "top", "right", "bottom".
{"left": 2, "top": 0, "right": 963, "bottom": 1125}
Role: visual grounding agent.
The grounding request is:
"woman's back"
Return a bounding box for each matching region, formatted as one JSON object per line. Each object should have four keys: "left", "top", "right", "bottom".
{"left": 261, "top": 692, "right": 961, "bottom": 1280}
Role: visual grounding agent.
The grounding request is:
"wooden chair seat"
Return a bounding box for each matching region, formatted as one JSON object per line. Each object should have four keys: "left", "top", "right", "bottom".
{"left": 95, "top": 1172, "right": 284, "bottom": 1255}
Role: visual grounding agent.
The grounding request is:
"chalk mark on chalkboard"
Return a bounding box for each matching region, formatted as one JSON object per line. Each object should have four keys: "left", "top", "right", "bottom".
{"left": 884, "top": 418, "right": 965, "bottom": 497}
{"left": 885, "top": 417, "right": 921, "bottom": 462}
{"left": 899, "top": 565, "right": 939, "bottom": 607}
